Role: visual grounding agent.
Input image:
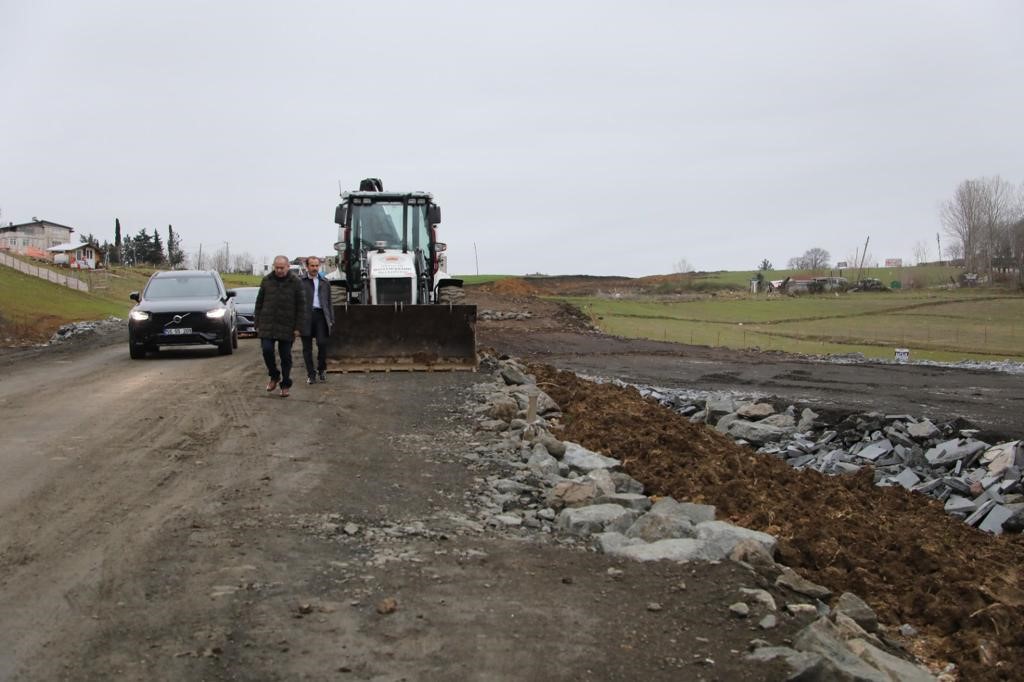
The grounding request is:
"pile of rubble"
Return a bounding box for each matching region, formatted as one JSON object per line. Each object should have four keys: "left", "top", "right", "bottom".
{"left": 466, "top": 357, "right": 941, "bottom": 681}
{"left": 810, "top": 351, "right": 1024, "bottom": 376}
{"left": 478, "top": 309, "right": 533, "bottom": 322}
{"left": 629, "top": 384, "right": 1024, "bottom": 536}
{"left": 48, "top": 316, "right": 125, "bottom": 345}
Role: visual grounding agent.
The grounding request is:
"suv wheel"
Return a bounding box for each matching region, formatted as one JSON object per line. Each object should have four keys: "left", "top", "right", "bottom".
{"left": 218, "top": 333, "right": 234, "bottom": 355}
{"left": 129, "top": 332, "right": 147, "bottom": 359}
{"left": 231, "top": 327, "right": 238, "bottom": 349}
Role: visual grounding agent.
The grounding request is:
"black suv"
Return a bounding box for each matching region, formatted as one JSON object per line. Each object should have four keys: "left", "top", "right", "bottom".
{"left": 128, "top": 270, "right": 238, "bottom": 359}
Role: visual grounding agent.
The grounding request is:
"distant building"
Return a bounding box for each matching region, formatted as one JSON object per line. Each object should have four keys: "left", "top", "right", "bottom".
{"left": 0, "top": 219, "right": 76, "bottom": 256}
{"left": 47, "top": 242, "right": 101, "bottom": 269}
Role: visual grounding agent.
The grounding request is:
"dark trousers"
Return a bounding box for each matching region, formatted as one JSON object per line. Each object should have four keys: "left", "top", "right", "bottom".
{"left": 261, "top": 337, "right": 294, "bottom": 388}
{"left": 301, "top": 309, "right": 330, "bottom": 377}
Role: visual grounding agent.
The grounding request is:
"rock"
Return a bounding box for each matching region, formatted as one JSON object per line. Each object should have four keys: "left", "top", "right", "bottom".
{"left": 646, "top": 602, "right": 663, "bottom": 612}
{"left": 759, "top": 614, "right": 778, "bottom": 630}
{"left": 797, "top": 408, "right": 819, "bottom": 432}
{"left": 607, "top": 537, "right": 708, "bottom": 562}
{"left": 737, "top": 402, "right": 776, "bottom": 419}
{"left": 593, "top": 531, "right": 644, "bottom": 555}
{"left": 343, "top": 522, "right": 359, "bottom": 536}
{"left": 740, "top": 588, "right": 777, "bottom": 611}
{"left": 715, "top": 412, "right": 741, "bottom": 433}
{"left": 562, "top": 442, "right": 620, "bottom": 472}
{"left": 943, "top": 495, "right": 976, "bottom": 514}
{"left": 585, "top": 468, "right": 618, "bottom": 497}
{"left": 489, "top": 514, "right": 523, "bottom": 527}
{"left": 776, "top": 567, "right": 832, "bottom": 599}
{"left": 728, "top": 539, "right": 777, "bottom": 571}
{"left": 527, "top": 447, "right": 561, "bottom": 478}
{"left": 499, "top": 364, "right": 530, "bottom": 386}
{"left": 729, "top": 602, "right": 750, "bottom": 617}
{"left": 649, "top": 497, "right": 716, "bottom": 524}
{"left": 745, "top": 647, "right": 831, "bottom": 680}
{"left": 610, "top": 471, "right": 645, "bottom": 494}
{"left": 487, "top": 396, "right": 519, "bottom": 422}
{"left": 547, "top": 478, "right": 600, "bottom": 509}
{"left": 760, "top": 413, "right": 797, "bottom": 429}
{"left": 847, "top": 638, "right": 936, "bottom": 682}
{"left": 478, "top": 419, "right": 508, "bottom": 432}
{"left": 1003, "top": 507, "right": 1024, "bottom": 533}
{"left": 979, "top": 504, "right": 1015, "bottom": 535}
{"left": 726, "top": 419, "right": 792, "bottom": 445}
{"left": 556, "top": 504, "right": 637, "bottom": 537}
{"left": 925, "top": 438, "right": 988, "bottom": 465}
{"left": 856, "top": 439, "right": 893, "bottom": 461}
{"left": 893, "top": 468, "right": 921, "bottom": 490}
{"left": 596, "top": 493, "right": 652, "bottom": 512}
{"left": 538, "top": 434, "right": 567, "bottom": 457}
{"left": 376, "top": 597, "right": 398, "bottom": 615}
{"left": 695, "top": 521, "right": 777, "bottom": 560}
{"left": 906, "top": 419, "right": 940, "bottom": 440}
{"left": 793, "top": 618, "right": 890, "bottom": 682}
{"left": 625, "top": 512, "right": 697, "bottom": 542}
{"left": 833, "top": 592, "right": 878, "bottom": 633}
{"left": 706, "top": 396, "right": 737, "bottom": 418}
{"left": 787, "top": 603, "right": 818, "bottom": 616}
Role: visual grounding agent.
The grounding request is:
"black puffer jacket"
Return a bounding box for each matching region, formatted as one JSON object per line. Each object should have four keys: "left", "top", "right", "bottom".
{"left": 255, "top": 272, "right": 307, "bottom": 341}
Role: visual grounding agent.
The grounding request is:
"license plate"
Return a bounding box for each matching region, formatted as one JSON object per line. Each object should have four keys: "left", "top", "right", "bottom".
{"left": 164, "top": 327, "right": 192, "bottom": 335}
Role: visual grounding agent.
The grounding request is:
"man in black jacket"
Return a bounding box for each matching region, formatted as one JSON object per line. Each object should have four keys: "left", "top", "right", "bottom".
{"left": 299, "top": 255, "right": 334, "bottom": 384}
{"left": 255, "top": 256, "right": 307, "bottom": 397}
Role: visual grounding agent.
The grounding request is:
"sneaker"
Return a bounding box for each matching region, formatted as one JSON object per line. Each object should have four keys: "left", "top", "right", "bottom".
{"left": 279, "top": 387, "right": 290, "bottom": 397}
{"left": 266, "top": 379, "right": 278, "bottom": 392}
{"left": 306, "top": 375, "right": 317, "bottom": 385}
{"left": 318, "top": 370, "right": 327, "bottom": 383}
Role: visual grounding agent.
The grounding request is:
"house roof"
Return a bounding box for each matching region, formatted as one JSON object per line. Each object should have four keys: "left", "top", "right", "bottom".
{"left": 1, "top": 220, "right": 75, "bottom": 233}
{"left": 47, "top": 242, "right": 89, "bottom": 252}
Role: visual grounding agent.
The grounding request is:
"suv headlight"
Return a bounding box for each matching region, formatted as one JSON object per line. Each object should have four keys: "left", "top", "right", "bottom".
{"left": 206, "top": 308, "right": 228, "bottom": 319}
{"left": 130, "top": 310, "right": 150, "bottom": 321}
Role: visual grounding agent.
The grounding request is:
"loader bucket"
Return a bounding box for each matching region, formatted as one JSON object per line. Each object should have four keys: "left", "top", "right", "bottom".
{"left": 327, "top": 304, "right": 478, "bottom": 372}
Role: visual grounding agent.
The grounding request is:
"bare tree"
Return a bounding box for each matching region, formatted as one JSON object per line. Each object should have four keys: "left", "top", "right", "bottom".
{"left": 941, "top": 176, "right": 1017, "bottom": 273}
{"left": 209, "top": 246, "right": 230, "bottom": 273}
{"left": 232, "top": 251, "right": 255, "bottom": 274}
{"left": 912, "top": 241, "right": 930, "bottom": 265}
{"left": 672, "top": 258, "right": 694, "bottom": 273}
{"left": 788, "top": 248, "right": 830, "bottom": 271}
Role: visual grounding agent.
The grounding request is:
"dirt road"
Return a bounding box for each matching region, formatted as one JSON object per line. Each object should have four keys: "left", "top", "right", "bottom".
{"left": 1, "top": 338, "right": 802, "bottom": 681}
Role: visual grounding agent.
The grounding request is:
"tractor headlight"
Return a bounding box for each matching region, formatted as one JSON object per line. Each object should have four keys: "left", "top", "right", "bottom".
{"left": 130, "top": 310, "right": 150, "bottom": 321}
{"left": 206, "top": 308, "right": 227, "bottom": 319}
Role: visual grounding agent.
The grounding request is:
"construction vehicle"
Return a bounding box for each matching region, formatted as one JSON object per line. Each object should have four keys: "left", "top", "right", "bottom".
{"left": 325, "top": 178, "right": 477, "bottom": 371}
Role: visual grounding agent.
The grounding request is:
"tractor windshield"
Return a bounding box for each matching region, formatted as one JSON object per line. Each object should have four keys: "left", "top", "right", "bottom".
{"left": 352, "top": 202, "right": 430, "bottom": 252}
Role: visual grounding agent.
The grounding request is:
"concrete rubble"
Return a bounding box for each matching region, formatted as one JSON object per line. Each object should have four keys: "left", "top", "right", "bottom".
{"left": 466, "top": 356, "right": 940, "bottom": 681}
{"left": 47, "top": 316, "right": 125, "bottom": 344}
{"left": 626, "top": 383, "right": 1024, "bottom": 536}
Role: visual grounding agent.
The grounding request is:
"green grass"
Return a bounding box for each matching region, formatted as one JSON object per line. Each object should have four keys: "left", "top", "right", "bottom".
{"left": 458, "top": 274, "right": 514, "bottom": 285}
{"left": 651, "top": 265, "right": 964, "bottom": 293}
{"left": 562, "top": 290, "right": 1024, "bottom": 362}
{"left": 222, "top": 273, "right": 263, "bottom": 287}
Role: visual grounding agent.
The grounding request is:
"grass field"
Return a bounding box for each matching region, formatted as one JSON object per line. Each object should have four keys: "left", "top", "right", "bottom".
{"left": 562, "top": 290, "right": 1024, "bottom": 362}
{"left": 648, "top": 264, "right": 964, "bottom": 293}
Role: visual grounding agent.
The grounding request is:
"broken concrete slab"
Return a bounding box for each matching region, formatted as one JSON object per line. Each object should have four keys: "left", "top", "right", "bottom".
{"left": 855, "top": 439, "right": 893, "bottom": 462}
{"left": 925, "top": 438, "right": 989, "bottom": 466}
{"left": 726, "top": 419, "right": 792, "bottom": 445}
{"left": 978, "top": 504, "right": 1015, "bottom": 535}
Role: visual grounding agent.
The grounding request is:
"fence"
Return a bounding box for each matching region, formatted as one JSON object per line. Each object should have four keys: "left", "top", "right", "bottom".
{"left": 0, "top": 252, "right": 89, "bottom": 292}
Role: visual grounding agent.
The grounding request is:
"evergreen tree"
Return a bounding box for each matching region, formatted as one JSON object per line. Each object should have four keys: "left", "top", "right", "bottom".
{"left": 112, "top": 218, "right": 122, "bottom": 264}
{"left": 167, "top": 224, "right": 184, "bottom": 268}
{"left": 149, "top": 228, "right": 166, "bottom": 265}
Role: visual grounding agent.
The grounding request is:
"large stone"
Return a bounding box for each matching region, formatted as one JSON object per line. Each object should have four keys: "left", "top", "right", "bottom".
{"left": 499, "top": 364, "right": 530, "bottom": 386}
{"left": 776, "top": 567, "right": 832, "bottom": 599}
{"left": 761, "top": 413, "right": 797, "bottom": 429}
{"left": 527, "top": 446, "right": 560, "bottom": 478}
{"left": 488, "top": 396, "right": 519, "bottom": 422}
{"left": 695, "top": 521, "right": 777, "bottom": 560}
{"left": 596, "top": 493, "right": 652, "bottom": 512}
{"left": 556, "top": 504, "right": 637, "bottom": 537}
{"left": 745, "top": 647, "right": 831, "bottom": 680}
{"left": 834, "top": 593, "right": 878, "bottom": 633}
{"left": 625, "top": 512, "right": 697, "bottom": 542}
{"left": 547, "top": 478, "right": 600, "bottom": 509}
{"left": 737, "top": 402, "right": 776, "bottom": 419}
{"left": 586, "top": 468, "right": 618, "bottom": 497}
{"left": 538, "top": 433, "right": 567, "bottom": 458}
{"left": 562, "top": 442, "right": 620, "bottom": 472}
{"left": 725, "top": 419, "right": 791, "bottom": 445}
{"left": 649, "top": 497, "right": 716, "bottom": 524}
{"left": 798, "top": 408, "right": 819, "bottom": 432}
{"left": 715, "top": 412, "right": 741, "bottom": 433}
{"left": 925, "top": 438, "right": 988, "bottom": 465}
{"left": 593, "top": 531, "right": 643, "bottom": 555}
{"left": 793, "top": 618, "right": 890, "bottom": 682}
{"left": 606, "top": 537, "right": 709, "bottom": 562}
{"left": 906, "top": 419, "right": 940, "bottom": 440}
{"left": 846, "top": 638, "right": 936, "bottom": 682}
{"left": 611, "top": 472, "right": 645, "bottom": 495}
{"left": 705, "top": 396, "right": 737, "bottom": 418}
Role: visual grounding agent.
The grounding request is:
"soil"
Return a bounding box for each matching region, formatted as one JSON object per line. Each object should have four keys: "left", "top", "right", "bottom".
{"left": 2, "top": 277, "right": 1021, "bottom": 680}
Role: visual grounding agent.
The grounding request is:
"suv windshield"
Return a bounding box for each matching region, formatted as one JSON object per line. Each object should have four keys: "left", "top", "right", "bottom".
{"left": 145, "top": 275, "right": 220, "bottom": 299}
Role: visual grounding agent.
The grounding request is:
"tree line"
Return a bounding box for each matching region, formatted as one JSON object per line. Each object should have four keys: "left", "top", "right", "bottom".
{"left": 941, "top": 175, "right": 1024, "bottom": 277}
{"left": 78, "top": 219, "right": 184, "bottom": 267}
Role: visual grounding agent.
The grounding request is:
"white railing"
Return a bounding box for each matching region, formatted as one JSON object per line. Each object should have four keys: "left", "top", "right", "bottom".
{"left": 0, "top": 252, "right": 90, "bottom": 292}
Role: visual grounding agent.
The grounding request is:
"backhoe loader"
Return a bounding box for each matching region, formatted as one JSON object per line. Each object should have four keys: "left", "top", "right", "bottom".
{"left": 325, "top": 178, "right": 477, "bottom": 371}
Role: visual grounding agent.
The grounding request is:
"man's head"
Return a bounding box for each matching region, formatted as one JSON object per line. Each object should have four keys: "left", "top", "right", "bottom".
{"left": 272, "top": 256, "right": 289, "bottom": 278}
{"left": 306, "top": 256, "right": 321, "bottom": 277}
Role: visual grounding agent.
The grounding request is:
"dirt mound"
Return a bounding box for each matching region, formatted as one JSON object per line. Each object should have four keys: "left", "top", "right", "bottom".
{"left": 531, "top": 363, "right": 1024, "bottom": 681}
{"left": 490, "top": 277, "right": 540, "bottom": 296}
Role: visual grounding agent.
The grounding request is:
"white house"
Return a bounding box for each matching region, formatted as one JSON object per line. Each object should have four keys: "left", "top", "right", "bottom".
{"left": 0, "top": 219, "right": 76, "bottom": 257}
{"left": 48, "top": 242, "right": 101, "bottom": 269}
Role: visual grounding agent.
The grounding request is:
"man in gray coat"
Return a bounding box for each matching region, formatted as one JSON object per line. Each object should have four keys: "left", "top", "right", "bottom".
{"left": 255, "top": 256, "right": 307, "bottom": 397}
{"left": 299, "top": 255, "right": 335, "bottom": 384}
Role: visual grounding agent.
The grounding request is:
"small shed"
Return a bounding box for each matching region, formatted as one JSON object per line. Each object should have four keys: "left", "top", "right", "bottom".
{"left": 48, "top": 242, "right": 101, "bottom": 269}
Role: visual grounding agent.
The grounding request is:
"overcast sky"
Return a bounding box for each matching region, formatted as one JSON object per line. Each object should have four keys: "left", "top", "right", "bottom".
{"left": 2, "top": 1, "right": 1022, "bottom": 277}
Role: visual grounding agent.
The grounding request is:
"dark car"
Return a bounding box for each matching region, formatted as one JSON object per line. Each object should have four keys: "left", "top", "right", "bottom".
{"left": 233, "top": 286, "right": 259, "bottom": 336}
{"left": 128, "top": 270, "right": 238, "bottom": 359}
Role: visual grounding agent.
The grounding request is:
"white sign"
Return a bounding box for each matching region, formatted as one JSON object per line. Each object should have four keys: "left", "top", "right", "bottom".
{"left": 894, "top": 348, "right": 910, "bottom": 363}
{"left": 836, "top": 261, "right": 848, "bottom": 268}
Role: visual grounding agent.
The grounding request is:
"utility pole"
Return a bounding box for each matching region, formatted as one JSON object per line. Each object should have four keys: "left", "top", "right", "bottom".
{"left": 936, "top": 232, "right": 942, "bottom": 266}
{"left": 224, "top": 241, "right": 230, "bottom": 273}
{"left": 474, "top": 242, "right": 479, "bottom": 276}
{"left": 197, "top": 243, "right": 203, "bottom": 270}
{"left": 856, "top": 236, "right": 870, "bottom": 283}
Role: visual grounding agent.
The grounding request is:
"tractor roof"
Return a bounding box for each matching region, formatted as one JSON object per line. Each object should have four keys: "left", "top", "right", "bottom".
{"left": 341, "top": 191, "right": 434, "bottom": 203}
